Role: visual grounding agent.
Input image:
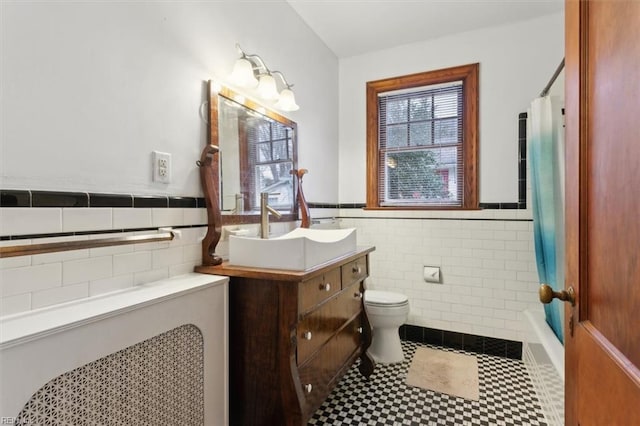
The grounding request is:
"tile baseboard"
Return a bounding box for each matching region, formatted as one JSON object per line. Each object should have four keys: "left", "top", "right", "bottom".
{"left": 399, "top": 324, "right": 523, "bottom": 360}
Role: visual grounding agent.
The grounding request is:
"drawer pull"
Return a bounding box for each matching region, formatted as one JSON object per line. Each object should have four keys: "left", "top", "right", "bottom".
{"left": 357, "top": 327, "right": 363, "bottom": 334}
{"left": 303, "top": 331, "right": 313, "bottom": 340}
{"left": 319, "top": 282, "right": 331, "bottom": 292}
{"left": 304, "top": 383, "right": 313, "bottom": 393}
{"left": 354, "top": 292, "right": 363, "bottom": 299}
{"left": 352, "top": 264, "right": 362, "bottom": 275}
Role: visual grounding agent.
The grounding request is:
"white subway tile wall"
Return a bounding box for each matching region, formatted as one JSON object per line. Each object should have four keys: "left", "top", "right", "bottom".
{"left": 0, "top": 240, "right": 32, "bottom": 269}
{"left": 112, "top": 208, "right": 153, "bottom": 229}
{"left": 1, "top": 293, "right": 31, "bottom": 316}
{"left": 1, "top": 263, "right": 62, "bottom": 298}
{"left": 88, "top": 274, "right": 134, "bottom": 296}
{"left": 0, "top": 208, "right": 62, "bottom": 236}
{"left": 31, "top": 282, "right": 89, "bottom": 309}
{"left": 1, "top": 205, "right": 541, "bottom": 345}
{"left": 0, "top": 208, "right": 208, "bottom": 316}
{"left": 339, "top": 208, "right": 540, "bottom": 343}
{"left": 63, "top": 256, "right": 113, "bottom": 285}
{"left": 183, "top": 208, "right": 208, "bottom": 226}
{"left": 62, "top": 208, "right": 112, "bottom": 232}
{"left": 113, "top": 251, "right": 152, "bottom": 276}
{"left": 151, "top": 208, "right": 184, "bottom": 227}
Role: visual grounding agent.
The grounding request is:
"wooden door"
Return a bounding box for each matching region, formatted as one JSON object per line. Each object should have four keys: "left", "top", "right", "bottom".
{"left": 565, "top": 0, "right": 640, "bottom": 424}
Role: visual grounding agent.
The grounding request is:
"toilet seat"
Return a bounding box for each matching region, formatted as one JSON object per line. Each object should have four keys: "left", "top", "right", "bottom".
{"left": 364, "top": 290, "right": 409, "bottom": 307}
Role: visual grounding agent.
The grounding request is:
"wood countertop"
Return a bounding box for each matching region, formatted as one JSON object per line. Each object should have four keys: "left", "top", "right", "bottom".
{"left": 195, "top": 245, "right": 375, "bottom": 282}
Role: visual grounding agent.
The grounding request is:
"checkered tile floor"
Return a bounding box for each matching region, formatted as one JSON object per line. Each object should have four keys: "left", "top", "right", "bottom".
{"left": 309, "top": 341, "right": 547, "bottom": 426}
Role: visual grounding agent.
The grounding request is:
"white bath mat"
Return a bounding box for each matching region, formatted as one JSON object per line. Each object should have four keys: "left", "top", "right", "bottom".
{"left": 406, "top": 347, "right": 480, "bottom": 401}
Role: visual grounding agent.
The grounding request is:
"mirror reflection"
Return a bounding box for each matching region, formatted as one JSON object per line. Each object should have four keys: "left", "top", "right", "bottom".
{"left": 209, "top": 82, "right": 298, "bottom": 221}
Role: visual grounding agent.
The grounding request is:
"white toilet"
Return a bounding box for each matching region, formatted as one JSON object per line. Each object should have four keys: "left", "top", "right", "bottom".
{"left": 364, "top": 290, "right": 410, "bottom": 364}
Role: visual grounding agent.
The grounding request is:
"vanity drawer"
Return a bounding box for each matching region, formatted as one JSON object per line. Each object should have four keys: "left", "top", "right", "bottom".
{"left": 299, "top": 268, "right": 342, "bottom": 314}
{"left": 341, "top": 256, "right": 368, "bottom": 288}
{"left": 297, "top": 282, "right": 363, "bottom": 365}
{"left": 298, "top": 318, "right": 362, "bottom": 412}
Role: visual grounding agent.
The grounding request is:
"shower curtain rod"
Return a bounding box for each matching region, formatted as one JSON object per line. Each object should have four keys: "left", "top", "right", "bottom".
{"left": 540, "top": 59, "right": 565, "bottom": 97}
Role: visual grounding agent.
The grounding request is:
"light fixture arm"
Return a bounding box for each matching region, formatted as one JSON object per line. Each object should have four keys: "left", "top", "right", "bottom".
{"left": 271, "top": 71, "right": 294, "bottom": 89}
{"left": 245, "top": 54, "right": 270, "bottom": 75}
{"left": 236, "top": 43, "right": 270, "bottom": 76}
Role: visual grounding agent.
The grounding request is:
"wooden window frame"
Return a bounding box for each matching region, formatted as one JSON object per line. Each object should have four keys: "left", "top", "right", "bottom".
{"left": 240, "top": 117, "right": 295, "bottom": 212}
{"left": 366, "top": 63, "right": 479, "bottom": 210}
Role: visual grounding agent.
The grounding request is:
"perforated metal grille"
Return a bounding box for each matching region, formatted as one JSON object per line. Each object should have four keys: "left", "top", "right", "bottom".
{"left": 16, "top": 324, "right": 204, "bottom": 426}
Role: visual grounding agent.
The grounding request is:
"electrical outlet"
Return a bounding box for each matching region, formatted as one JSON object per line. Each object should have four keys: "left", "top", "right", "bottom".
{"left": 152, "top": 151, "right": 171, "bottom": 183}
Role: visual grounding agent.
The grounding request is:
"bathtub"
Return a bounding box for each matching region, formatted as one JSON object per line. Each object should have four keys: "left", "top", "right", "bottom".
{"left": 0, "top": 273, "right": 228, "bottom": 425}
{"left": 523, "top": 308, "right": 565, "bottom": 426}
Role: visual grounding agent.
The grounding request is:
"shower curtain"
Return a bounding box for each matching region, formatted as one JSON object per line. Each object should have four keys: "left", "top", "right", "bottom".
{"left": 528, "top": 96, "right": 565, "bottom": 343}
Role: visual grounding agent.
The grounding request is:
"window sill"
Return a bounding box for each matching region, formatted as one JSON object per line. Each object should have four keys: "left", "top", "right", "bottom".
{"left": 363, "top": 206, "right": 481, "bottom": 211}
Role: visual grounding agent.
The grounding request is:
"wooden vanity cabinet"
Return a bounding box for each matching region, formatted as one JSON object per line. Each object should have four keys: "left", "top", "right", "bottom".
{"left": 196, "top": 246, "right": 375, "bottom": 426}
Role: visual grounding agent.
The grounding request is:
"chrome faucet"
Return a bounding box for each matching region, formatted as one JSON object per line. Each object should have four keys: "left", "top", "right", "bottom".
{"left": 260, "top": 192, "right": 282, "bottom": 239}
{"left": 230, "top": 193, "right": 244, "bottom": 214}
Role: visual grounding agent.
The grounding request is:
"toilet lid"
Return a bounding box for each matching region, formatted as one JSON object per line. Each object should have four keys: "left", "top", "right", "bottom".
{"left": 365, "top": 290, "right": 409, "bottom": 307}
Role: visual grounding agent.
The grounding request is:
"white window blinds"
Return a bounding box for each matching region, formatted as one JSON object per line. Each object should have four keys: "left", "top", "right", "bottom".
{"left": 378, "top": 81, "right": 464, "bottom": 206}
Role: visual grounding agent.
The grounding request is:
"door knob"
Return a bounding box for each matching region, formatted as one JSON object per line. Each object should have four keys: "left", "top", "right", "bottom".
{"left": 539, "top": 284, "right": 576, "bottom": 307}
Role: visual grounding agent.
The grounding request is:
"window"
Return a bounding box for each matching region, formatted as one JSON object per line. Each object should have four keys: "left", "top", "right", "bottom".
{"left": 240, "top": 114, "right": 295, "bottom": 211}
{"left": 366, "top": 64, "right": 478, "bottom": 209}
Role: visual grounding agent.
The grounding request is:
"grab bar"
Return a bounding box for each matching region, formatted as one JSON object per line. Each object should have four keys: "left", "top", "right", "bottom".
{"left": 0, "top": 230, "right": 176, "bottom": 258}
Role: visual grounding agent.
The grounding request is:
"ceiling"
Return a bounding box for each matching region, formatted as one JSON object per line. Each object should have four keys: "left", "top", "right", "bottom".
{"left": 286, "top": 0, "right": 564, "bottom": 58}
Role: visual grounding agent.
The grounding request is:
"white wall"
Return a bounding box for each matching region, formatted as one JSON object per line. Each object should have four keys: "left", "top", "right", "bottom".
{"left": 1, "top": 1, "right": 339, "bottom": 201}
{"left": 333, "top": 12, "right": 564, "bottom": 342}
{"left": 0, "top": 1, "right": 337, "bottom": 315}
{"left": 338, "top": 12, "right": 564, "bottom": 203}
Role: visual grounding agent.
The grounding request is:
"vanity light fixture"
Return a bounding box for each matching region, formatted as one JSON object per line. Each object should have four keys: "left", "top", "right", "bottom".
{"left": 229, "top": 43, "right": 300, "bottom": 111}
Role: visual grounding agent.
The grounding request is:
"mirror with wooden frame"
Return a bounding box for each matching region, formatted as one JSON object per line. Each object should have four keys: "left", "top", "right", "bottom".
{"left": 208, "top": 80, "right": 298, "bottom": 225}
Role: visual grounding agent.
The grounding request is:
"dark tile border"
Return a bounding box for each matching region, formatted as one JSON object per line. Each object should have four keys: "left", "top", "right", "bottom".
{"left": 0, "top": 190, "right": 203, "bottom": 208}
{"left": 307, "top": 202, "right": 366, "bottom": 209}
{"left": 1, "top": 190, "right": 31, "bottom": 207}
{"left": 399, "top": 324, "right": 523, "bottom": 360}
{"left": 32, "top": 191, "right": 88, "bottom": 207}
{"left": 311, "top": 202, "right": 525, "bottom": 210}
{"left": 518, "top": 112, "right": 528, "bottom": 209}
{"left": 168, "top": 197, "right": 198, "bottom": 208}
{"left": 478, "top": 202, "right": 520, "bottom": 210}
{"left": 89, "top": 193, "right": 134, "bottom": 208}
{"left": 133, "top": 196, "right": 168, "bottom": 208}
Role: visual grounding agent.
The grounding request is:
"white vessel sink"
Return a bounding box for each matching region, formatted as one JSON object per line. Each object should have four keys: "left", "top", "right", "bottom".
{"left": 228, "top": 228, "right": 357, "bottom": 271}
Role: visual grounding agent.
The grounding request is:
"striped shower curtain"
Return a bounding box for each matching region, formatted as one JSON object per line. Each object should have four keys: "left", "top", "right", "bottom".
{"left": 528, "top": 96, "right": 565, "bottom": 343}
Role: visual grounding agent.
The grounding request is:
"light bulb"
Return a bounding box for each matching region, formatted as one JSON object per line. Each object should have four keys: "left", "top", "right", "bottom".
{"left": 258, "top": 74, "right": 279, "bottom": 100}
{"left": 230, "top": 58, "right": 258, "bottom": 88}
{"left": 275, "top": 88, "right": 299, "bottom": 111}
